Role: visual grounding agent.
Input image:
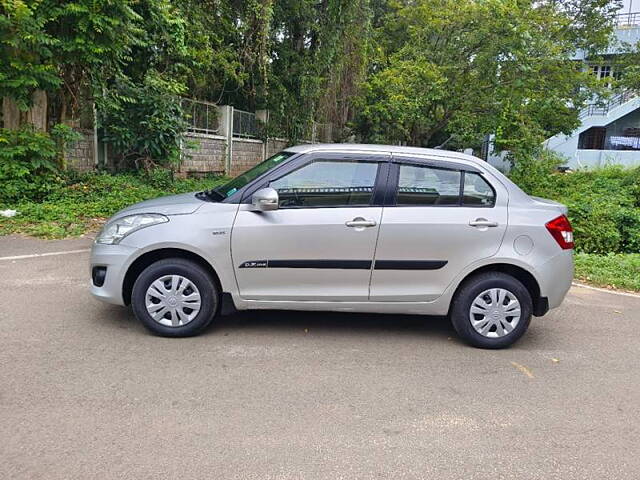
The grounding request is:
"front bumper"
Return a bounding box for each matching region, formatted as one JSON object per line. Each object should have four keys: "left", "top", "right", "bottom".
{"left": 89, "top": 242, "right": 138, "bottom": 306}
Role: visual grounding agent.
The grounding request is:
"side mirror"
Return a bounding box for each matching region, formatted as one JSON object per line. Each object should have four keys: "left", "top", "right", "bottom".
{"left": 250, "top": 187, "right": 279, "bottom": 211}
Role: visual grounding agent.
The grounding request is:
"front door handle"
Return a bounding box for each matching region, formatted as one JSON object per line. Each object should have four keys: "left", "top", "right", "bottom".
{"left": 469, "top": 218, "right": 499, "bottom": 228}
{"left": 345, "top": 217, "right": 377, "bottom": 228}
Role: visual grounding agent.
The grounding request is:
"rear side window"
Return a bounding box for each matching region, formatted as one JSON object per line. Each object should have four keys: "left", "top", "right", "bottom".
{"left": 396, "top": 164, "right": 461, "bottom": 206}
{"left": 269, "top": 160, "right": 379, "bottom": 208}
{"left": 463, "top": 172, "right": 495, "bottom": 207}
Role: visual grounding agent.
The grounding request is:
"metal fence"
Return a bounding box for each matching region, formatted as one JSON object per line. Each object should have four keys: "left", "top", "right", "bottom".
{"left": 578, "top": 90, "right": 637, "bottom": 119}
{"left": 182, "top": 98, "right": 220, "bottom": 135}
{"left": 233, "top": 108, "right": 261, "bottom": 138}
{"left": 180, "top": 100, "right": 333, "bottom": 143}
{"left": 615, "top": 12, "right": 640, "bottom": 27}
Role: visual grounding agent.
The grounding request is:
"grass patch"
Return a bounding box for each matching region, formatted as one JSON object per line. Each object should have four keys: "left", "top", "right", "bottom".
{"left": 0, "top": 171, "right": 226, "bottom": 239}
{"left": 574, "top": 253, "right": 640, "bottom": 292}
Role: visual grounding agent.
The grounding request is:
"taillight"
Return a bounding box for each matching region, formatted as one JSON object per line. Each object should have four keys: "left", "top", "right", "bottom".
{"left": 545, "top": 215, "right": 574, "bottom": 250}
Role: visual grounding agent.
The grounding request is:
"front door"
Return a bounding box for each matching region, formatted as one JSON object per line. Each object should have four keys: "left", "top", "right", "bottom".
{"left": 231, "top": 153, "right": 389, "bottom": 301}
{"left": 370, "top": 157, "right": 508, "bottom": 301}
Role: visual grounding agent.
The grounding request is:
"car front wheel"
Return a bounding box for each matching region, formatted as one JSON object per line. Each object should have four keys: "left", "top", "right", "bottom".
{"left": 131, "top": 258, "right": 219, "bottom": 337}
{"left": 450, "top": 272, "right": 532, "bottom": 349}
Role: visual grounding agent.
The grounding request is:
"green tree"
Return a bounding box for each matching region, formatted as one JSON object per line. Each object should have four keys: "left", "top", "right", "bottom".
{"left": 0, "top": 0, "right": 60, "bottom": 111}
{"left": 354, "top": 0, "right": 619, "bottom": 156}
{"left": 96, "top": 0, "right": 208, "bottom": 169}
{"left": 1, "top": 0, "right": 140, "bottom": 119}
{"left": 266, "top": 0, "right": 373, "bottom": 142}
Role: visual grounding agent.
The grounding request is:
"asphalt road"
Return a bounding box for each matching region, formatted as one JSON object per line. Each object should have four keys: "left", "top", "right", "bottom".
{"left": 1, "top": 235, "right": 639, "bottom": 480}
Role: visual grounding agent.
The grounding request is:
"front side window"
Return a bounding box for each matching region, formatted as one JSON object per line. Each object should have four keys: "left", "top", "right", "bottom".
{"left": 463, "top": 172, "right": 495, "bottom": 206}
{"left": 270, "top": 160, "right": 379, "bottom": 208}
{"left": 396, "top": 164, "right": 461, "bottom": 206}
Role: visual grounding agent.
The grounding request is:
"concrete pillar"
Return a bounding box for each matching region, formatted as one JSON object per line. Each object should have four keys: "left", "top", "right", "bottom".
{"left": 219, "top": 105, "right": 234, "bottom": 176}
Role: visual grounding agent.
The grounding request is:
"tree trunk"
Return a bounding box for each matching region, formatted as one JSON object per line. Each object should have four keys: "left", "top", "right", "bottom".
{"left": 2, "top": 90, "right": 48, "bottom": 130}
{"left": 2, "top": 97, "right": 20, "bottom": 129}
{"left": 26, "top": 90, "right": 48, "bottom": 131}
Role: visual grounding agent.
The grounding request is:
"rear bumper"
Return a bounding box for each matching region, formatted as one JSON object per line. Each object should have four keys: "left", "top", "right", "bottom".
{"left": 535, "top": 249, "right": 574, "bottom": 311}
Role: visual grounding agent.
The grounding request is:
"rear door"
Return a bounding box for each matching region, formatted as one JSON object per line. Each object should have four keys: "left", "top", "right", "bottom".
{"left": 369, "top": 156, "right": 508, "bottom": 301}
{"left": 231, "top": 152, "right": 390, "bottom": 301}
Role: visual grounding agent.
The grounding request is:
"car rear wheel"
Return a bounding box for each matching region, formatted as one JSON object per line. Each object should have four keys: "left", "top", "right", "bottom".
{"left": 131, "top": 258, "right": 219, "bottom": 337}
{"left": 450, "top": 272, "right": 532, "bottom": 349}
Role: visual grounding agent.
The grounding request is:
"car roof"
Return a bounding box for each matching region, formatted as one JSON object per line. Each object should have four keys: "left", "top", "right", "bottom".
{"left": 283, "top": 143, "right": 486, "bottom": 167}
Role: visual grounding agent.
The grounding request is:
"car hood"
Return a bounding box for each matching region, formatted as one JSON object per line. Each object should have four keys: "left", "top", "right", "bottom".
{"left": 115, "top": 192, "right": 205, "bottom": 218}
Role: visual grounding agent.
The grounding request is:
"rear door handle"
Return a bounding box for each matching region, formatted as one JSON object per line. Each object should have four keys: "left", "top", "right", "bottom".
{"left": 469, "top": 219, "right": 498, "bottom": 228}
{"left": 345, "top": 217, "right": 377, "bottom": 228}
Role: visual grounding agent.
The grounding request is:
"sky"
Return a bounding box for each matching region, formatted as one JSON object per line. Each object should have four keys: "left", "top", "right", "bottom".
{"left": 621, "top": 0, "right": 636, "bottom": 13}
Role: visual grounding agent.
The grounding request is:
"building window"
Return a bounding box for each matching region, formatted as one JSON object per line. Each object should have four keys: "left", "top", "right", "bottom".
{"left": 578, "top": 127, "right": 606, "bottom": 150}
{"left": 590, "top": 65, "right": 615, "bottom": 82}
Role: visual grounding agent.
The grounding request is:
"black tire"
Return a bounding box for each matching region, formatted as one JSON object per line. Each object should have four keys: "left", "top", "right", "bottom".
{"left": 131, "top": 258, "right": 219, "bottom": 337}
{"left": 450, "top": 272, "right": 532, "bottom": 349}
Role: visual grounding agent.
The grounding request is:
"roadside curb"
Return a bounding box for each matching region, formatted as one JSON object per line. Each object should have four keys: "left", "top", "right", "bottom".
{"left": 571, "top": 281, "right": 640, "bottom": 299}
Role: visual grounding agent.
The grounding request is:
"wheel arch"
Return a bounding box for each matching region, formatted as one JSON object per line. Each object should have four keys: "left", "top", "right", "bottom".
{"left": 122, "top": 248, "right": 222, "bottom": 305}
{"left": 452, "top": 263, "right": 547, "bottom": 316}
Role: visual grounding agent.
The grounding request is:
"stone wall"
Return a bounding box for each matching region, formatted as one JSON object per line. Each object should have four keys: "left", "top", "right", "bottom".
{"left": 181, "top": 133, "right": 226, "bottom": 175}
{"left": 65, "top": 130, "right": 96, "bottom": 171}
{"left": 266, "top": 138, "right": 289, "bottom": 157}
{"left": 229, "top": 138, "right": 264, "bottom": 177}
{"left": 66, "top": 131, "right": 296, "bottom": 176}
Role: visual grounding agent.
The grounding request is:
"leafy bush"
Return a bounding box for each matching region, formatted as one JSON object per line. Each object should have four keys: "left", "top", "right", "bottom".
{"left": 509, "top": 152, "right": 640, "bottom": 254}
{"left": 0, "top": 171, "right": 226, "bottom": 238}
{"left": 98, "top": 74, "right": 187, "bottom": 171}
{"left": 616, "top": 208, "right": 640, "bottom": 253}
{"left": 508, "top": 150, "right": 566, "bottom": 194}
{"left": 145, "top": 167, "right": 176, "bottom": 190}
{"left": 0, "top": 127, "right": 63, "bottom": 203}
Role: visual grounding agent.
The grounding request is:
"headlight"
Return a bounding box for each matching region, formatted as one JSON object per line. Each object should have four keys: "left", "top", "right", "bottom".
{"left": 96, "top": 213, "right": 169, "bottom": 245}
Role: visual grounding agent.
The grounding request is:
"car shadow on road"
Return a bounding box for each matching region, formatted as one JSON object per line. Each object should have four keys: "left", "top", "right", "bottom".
{"left": 206, "top": 309, "right": 457, "bottom": 340}
{"left": 91, "top": 300, "right": 551, "bottom": 350}
{"left": 92, "top": 300, "right": 457, "bottom": 341}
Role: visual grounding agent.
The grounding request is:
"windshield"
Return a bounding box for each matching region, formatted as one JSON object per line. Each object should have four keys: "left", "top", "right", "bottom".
{"left": 206, "top": 151, "right": 294, "bottom": 200}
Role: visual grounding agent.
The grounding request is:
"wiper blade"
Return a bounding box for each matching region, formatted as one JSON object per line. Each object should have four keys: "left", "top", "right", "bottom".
{"left": 196, "top": 188, "right": 224, "bottom": 202}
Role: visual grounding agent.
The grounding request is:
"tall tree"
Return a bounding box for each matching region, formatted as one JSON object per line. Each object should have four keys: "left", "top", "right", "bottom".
{"left": 266, "top": 0, "right": 373, "bottom": 142}
{"left": 354, "top": 0, "right": 620, "bottom": 156}
{"left": 0, "top": 0, "right": 140, "bottom": 125}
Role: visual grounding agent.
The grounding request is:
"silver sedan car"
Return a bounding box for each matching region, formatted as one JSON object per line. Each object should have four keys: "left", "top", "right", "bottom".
{"left": 90, "top": 144, "right": 574, "bottom": 348}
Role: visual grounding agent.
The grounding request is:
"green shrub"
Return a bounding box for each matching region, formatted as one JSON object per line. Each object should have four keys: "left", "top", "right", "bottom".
{"left": 98, "top": 74, "right": 188, "bottom": 171}
{"left": 0, "top": 170, "right": 226, "bottom": 238}
{"left": 0, "top": 127, "right": 63, "bottom": 203}
{"left": 615, "top": 208, "right": 640, "bottom": 253}
{"left": 508, "top": 150, "right": 566, "bottom": 195}
{"left": 569, "top": 203, "right": 621, "bottom": 254}
{"left": 145, "top": 167, "right": 175, "bottom": 190}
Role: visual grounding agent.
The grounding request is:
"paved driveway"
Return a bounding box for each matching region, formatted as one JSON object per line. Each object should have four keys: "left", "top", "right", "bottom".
{"left": 1, "top": 235, "right": 639, "bottom": 479}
